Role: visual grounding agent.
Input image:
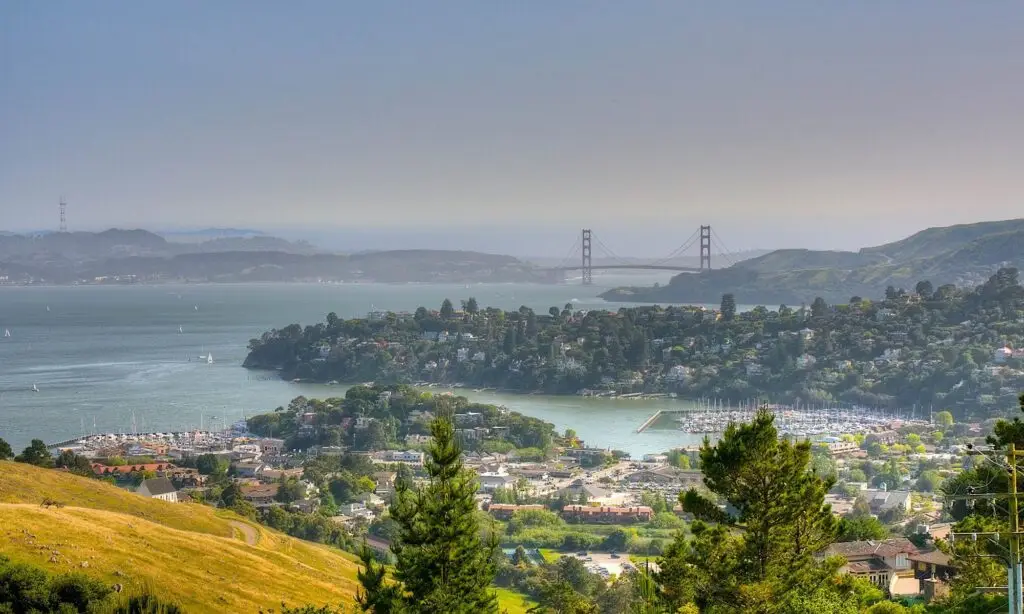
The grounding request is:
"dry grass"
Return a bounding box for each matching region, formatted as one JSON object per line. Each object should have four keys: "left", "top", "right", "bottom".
{"left": 0, "top": 462, "right": 360, "bottom": 612}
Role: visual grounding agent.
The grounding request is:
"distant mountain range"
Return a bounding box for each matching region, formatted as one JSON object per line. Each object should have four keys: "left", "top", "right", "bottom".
{"left": 0, "top": 228, "right": 548, "bottom": 284}
{"left": 601, "top": 218, "right": 1024, "bottom": 305}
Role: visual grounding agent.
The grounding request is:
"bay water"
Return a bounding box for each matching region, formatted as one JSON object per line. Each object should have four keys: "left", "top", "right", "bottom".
{"left": 0, "top": 273, "right": 720, "bottom": 456}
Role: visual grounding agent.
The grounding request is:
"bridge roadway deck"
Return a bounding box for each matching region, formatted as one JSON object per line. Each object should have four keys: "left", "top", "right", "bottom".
{"left": 545, "top": 264, "right": 702, "bottom": 272}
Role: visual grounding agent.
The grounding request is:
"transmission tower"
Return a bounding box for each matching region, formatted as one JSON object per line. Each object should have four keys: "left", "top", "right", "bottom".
{"left": 581, "top": 228, "right": 593, "bottom": 286}
{"left": 699, "top": 225, "right": 712, "bottom": 271}
{"left": 59, "top": 197, "right": 67, "bottom": 233}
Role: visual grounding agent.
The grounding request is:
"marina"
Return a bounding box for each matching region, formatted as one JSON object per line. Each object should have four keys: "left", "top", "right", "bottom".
{"left": 638, "top": 403, "right": 933, "bottom": 438}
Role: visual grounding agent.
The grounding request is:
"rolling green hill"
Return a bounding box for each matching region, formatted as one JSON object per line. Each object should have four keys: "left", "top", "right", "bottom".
{"left": 603, "top": 218, "right": 1024, "bottom": 304}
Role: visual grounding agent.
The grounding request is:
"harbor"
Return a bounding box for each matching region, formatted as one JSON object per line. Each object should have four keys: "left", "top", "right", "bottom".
{"left": 637, "top": 402, "right": 933, "bottom": 438}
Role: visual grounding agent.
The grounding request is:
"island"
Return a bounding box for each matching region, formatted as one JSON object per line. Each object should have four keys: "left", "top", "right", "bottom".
{"left": 244, "top": 268, "right": 1024, "bottom": 417}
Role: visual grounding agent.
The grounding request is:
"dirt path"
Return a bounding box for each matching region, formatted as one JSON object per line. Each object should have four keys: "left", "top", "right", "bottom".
{"left": 228, "top": 520, "right": 258, "bottom": 546}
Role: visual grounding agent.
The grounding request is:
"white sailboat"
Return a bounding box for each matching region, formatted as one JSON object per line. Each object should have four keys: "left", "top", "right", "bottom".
{"left": 46, "top": 305, "right": 50, "bottom": 312}
{"left": 207, "top": 352, "right": 214, "bottom": 365}
{"left": 178, "top": 326, "right": 183, "bottom": 334}
{"left": 194, "top": 305, "right": 199, "bottom": 311}
{"left": 31, "top": 384, "right": 39, "bottom": 393}
{"left": 3, "top": 329, "right": 9, "bottom": 337}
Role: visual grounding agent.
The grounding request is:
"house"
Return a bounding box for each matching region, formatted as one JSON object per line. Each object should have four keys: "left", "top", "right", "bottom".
{"left": 259, "top": 438, "right": 285, "bottom": 456}
{"left": 478, "top": 474, "right": 515, "bottom": 492}
{"left": 909, "top": 549, "right": 956, "bottom": 591}
{"left": 561, "top": 505, "right": 653, "bottom": 524}
{"left": 91, "top": 463, "right": 175, "bottom": 477}
{"left": 994, "top": 347, "right": 1013, "bottom": 364}
{"left": 339, "top": 502, "right": 375, "bottom": 520}
{"left": 556, "top": 483, "right": 617, "bottom": 505}
{"left": 387, "top": 450, "right": 425, "bottom": 466}
{"left": 826, "top": 441, "right": 860, "bottom": 456}
{"left": 796, "top": 354, "right": 817, "bottom": 370}
{"left": 136, "top": 477, "right": 178, "bottom": 503}
{"left": 625, "top": 467, "right": 705, "bottom": 490}
{"left": 233, "top": 462, "right": 265, "bottom": 478}
{"left": 861, "top": 489, "right": 912, "bottom": 516}
{"left": 373, "top": 471, "right": 398, "bottom": 493}
{"left": 487, "top": 503, "right": 546, "bottom": 520}
{"left": 825, "top": 538, "right": 923, "bottom": 596}
{"left": 240, "top": 483, "right": 280, "bottom": 508}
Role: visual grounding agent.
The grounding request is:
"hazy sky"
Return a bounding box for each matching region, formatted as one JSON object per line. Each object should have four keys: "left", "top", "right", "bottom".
{"left": 3, "top": 2, "right": 1023, "bottom": 255}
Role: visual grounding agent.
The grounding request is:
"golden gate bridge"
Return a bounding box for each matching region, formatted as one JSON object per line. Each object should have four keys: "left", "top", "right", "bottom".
{"left": 545, "top": 226, "right": 739, "bottom": 285}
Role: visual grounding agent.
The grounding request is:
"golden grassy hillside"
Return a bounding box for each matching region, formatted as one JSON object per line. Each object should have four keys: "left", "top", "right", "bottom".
{"left": 0, "top": 461, "right": 360, "bottom": 612}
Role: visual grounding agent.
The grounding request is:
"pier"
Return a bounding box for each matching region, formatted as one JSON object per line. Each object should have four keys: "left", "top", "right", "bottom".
{"left": 636, "top": 410, "right": 664, "bottom": 433}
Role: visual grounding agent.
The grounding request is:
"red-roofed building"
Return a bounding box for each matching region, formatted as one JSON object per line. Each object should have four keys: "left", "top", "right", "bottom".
{"left": 91, "top": 463, "right": 175, "bottom": 477}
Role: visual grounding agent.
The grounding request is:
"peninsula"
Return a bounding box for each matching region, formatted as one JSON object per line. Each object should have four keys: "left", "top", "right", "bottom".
{"left": 244, "top": 268, "right": 1024, "bottom": 417}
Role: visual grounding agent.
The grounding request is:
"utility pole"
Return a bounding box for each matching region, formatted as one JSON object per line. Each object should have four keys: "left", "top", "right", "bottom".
{"left": 1011, "top": 443, "right": 1022, "bottom": 614}
{"left": 948, "top": 444, "right": 1024, "bottom": 614}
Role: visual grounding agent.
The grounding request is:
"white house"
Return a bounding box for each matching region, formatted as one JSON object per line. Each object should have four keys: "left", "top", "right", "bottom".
{"left": 665, "top": 365, "right": 688, "bottom": 382}
{"left": 137, "top": 477, "right": 178, "bottom": 503}
{"left": 388, "top": 450, "right": 425, "bottom": 465}
{"left": 796, "top": 354, "right": 817, "bottom": 369}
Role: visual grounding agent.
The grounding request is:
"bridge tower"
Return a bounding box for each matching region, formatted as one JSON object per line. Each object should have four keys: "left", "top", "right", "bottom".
{"left": 699, "top": 225, "right": 712, "bottom": 271}
{"left": 581, "top": 228, "right": 593, "bottom": 285}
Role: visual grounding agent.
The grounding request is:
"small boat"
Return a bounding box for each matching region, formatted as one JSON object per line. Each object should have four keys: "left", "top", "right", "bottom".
{"left": 31, "top": 384, "right": 39, "bottom": 393}
{"left": 178, "top": 326, "right": 183, "bottom": 334}
{"left": 207, "top": 353, "right": 214, "bottom": 365}
{"left": 46, "top": 305, "right": 51, "bottom": 312}
{"left": 3, "top": 329, "right": 9, "bottom": 337}
{"left": 194, "top": 305, "right": 199, "bottom": 311}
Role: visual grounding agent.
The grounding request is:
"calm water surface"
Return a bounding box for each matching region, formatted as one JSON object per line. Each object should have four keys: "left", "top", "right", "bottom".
{"left": 0, "top": 274, "right": 723, "bottom": 455}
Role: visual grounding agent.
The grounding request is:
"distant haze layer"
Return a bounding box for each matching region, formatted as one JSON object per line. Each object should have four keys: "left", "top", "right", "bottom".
{"left": 3, "top": 3, "right": 1024, "bottom": 252}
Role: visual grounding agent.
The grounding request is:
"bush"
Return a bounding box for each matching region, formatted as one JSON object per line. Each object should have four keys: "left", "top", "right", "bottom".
{"left": 648, "top": 511, "right": 685, "bottom": 530}
{"left": 507, "top": 509, "right": 564, "bottom": 534}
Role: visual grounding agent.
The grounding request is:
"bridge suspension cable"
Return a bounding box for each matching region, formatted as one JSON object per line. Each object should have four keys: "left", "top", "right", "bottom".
{"left": 591, "top": 234, "right": 631, "bottom": 266}
{"left": 555, "top": 234, "right": 582, "bottom": 269}
{"left": 710, "top": 231, "right": 739, "bottom": 268}
{"left": 648, "top": 228, "right": 701, "bottom": 267}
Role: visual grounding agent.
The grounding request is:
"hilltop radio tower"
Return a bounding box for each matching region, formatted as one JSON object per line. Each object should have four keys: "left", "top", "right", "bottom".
{"left": 59, "top": 197, "right": 67, "bottom": 233}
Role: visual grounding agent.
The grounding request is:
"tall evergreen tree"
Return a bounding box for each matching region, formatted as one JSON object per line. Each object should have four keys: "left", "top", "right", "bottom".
{"left": 440, "top": 298, "right": 455, "bottom": 320}
{"left": 358, "top": 409, "right": 498, "bottom": 613}
{"left": 720, "top": 294, "right": 736, "bottom": 322}
{"left": 665, "top": 408, "right": 839, "bottom": 610}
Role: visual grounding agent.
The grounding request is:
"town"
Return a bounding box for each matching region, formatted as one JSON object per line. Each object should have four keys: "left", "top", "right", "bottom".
{"left": 7, "top": 379, "right": 1006, "bottom": 610}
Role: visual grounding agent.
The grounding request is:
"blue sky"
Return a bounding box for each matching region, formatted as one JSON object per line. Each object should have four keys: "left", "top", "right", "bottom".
{"left": 3, "top": 2, "right": 1023, "bottom": 255}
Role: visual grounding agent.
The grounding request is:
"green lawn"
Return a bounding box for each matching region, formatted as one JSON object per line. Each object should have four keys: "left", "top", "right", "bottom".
{"left": 495, "top": 587, "right": 538, "bottom": 613}
{"left": 537, "top": 548, "right": 562, "bottom": 562}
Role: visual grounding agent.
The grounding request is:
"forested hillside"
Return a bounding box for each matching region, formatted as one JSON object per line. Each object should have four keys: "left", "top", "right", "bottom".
{"left": 245, "top": 268, "right": 1024, "bottom": 417}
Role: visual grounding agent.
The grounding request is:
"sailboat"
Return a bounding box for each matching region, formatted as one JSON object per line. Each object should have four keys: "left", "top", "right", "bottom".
{"left": 194, "top": 305, "right": 199, "bottom": 311}
{"left": 46, "top": 305, "right": 50, "bottom": 312}
{"left": 31, "top": 384, "right": 39, "bottom": 393}
{"left": 207, "top": 353, "right": 214, "bottom": 365}
{"left": 3, "top": 329, "right": 9, "bottom": 338}
{"left": 178, "top": 326, "right": 183, "bottom": 334}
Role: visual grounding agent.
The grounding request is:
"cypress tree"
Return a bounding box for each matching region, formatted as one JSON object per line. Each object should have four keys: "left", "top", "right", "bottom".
{"left": 358, "top": 407, "right": 498, "bottom": 613}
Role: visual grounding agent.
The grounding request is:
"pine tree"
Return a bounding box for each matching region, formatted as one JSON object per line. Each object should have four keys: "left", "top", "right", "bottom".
{"left": 358, "top": 409, "right": 499, "bottom": 613}
{"left": 720, "top": 294, "right": 736, "bottom": 322}
{"left": 670, "top": 407, "right": 839, "bottom": 608}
